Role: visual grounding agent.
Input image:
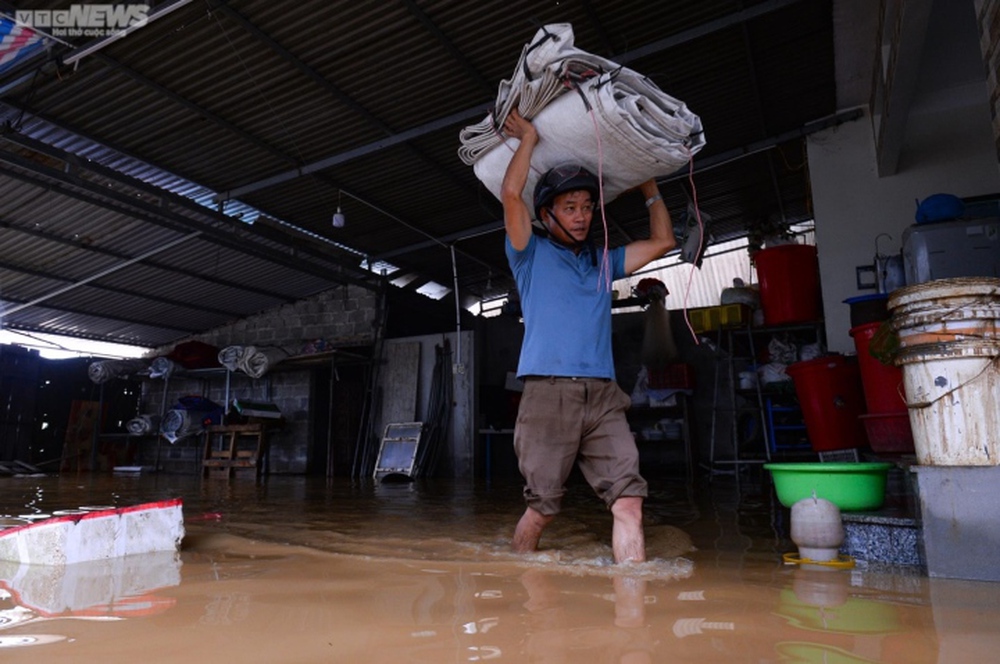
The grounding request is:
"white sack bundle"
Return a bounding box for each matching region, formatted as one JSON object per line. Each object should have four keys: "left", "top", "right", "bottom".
{"left": 459, "top": 23, "right": 705, "bottom": 211}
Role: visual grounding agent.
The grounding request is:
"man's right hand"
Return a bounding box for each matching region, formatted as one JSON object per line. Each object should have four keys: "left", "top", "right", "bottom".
{"left": 501, "top": 109, "right": 539, "bottom": 251}
{"left": 503, "top": 108, "right": 537, "bottom": 142}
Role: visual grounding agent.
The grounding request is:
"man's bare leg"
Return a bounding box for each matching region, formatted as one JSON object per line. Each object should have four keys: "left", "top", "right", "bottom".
{"left": 611, "top": 496, "right": 646, "bottom": 563}
{"left": 513, "top": 506, "right": 554, "bottom": 553}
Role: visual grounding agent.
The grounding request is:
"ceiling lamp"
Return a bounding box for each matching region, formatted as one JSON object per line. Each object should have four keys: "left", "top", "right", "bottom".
{"left": 332, "top": 190, "right": 345, "bottom": 228}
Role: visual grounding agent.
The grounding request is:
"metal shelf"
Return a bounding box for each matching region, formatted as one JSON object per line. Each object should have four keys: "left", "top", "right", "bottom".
{"left": 705, "top": 320, "right": 825, "bottom": 474}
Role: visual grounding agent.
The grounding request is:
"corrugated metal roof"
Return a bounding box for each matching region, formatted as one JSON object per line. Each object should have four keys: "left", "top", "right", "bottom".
{"left": 0, "top": 0, "right": 848, "bottom": 346}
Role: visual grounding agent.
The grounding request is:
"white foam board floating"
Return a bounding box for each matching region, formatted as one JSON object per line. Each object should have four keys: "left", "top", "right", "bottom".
{"left": 0, "top": 499, "right": 184, "bottom": 565}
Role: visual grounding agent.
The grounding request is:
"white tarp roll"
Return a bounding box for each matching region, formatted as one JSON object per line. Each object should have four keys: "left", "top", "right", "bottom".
{"left": 148, "top": 356, "right": 176, "bottom": 379}
{"left": 87, "top": 358, "right": 149, "bottom": 384}
{"left": 126, "top": 413, "right": 161, "bottom": 436}
{"left": 218, "top": 345, "right": 285, "bottom": 379}
{"left": 459, "top": 23, "right": 705, "bottom": 211}
{"left": 159, "top": 408, "right": 208, "bottom": 443}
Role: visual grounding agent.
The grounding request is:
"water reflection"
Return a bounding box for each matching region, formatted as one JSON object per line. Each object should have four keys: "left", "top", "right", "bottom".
{"left": 780, "top": 566, "right": 904, "bottom": 634}
{"left": 0, "top": 551, "right": 181, "bottom": 649}
{"left": 518, "top": 569, "right": 656, "bottom": 663}
{"left": 770, "top": 564, "right": 941, "bottom": 662}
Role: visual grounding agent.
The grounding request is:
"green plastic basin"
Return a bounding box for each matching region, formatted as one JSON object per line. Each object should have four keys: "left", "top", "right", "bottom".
{"left": 763, "top": 462, "right": 893, "bottom": 511}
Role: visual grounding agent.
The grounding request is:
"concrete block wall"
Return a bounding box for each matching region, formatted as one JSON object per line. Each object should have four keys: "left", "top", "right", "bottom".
{"left": 374, "top": 331, "right": 476, "bottom": 479}
{"left": 194, "top": 284, "right": 379, "bottom": 351}
{"left": 143, "top": 283, "right": 379, "bottom": 474}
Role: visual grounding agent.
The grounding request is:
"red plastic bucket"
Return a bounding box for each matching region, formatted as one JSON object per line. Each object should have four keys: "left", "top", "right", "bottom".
{"left": 849, "top": 321, "right": 907, "bottom": 413}
{"left": 786, "top": 354, "right": 868, "bottom": 452}
{"left": 754, "top": 244, "right": 821, "bottom": 326}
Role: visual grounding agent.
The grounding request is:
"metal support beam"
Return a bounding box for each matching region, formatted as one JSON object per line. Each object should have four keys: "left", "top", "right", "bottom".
{"left": 60, "top": 0, "right": 194, "bottom": 67}
{"left": 0, "top": 207, "right": 298, "bottom": 304}
{"left": 216, "top": 0, "right": 810, "bottom": 201}
{"left": 211, "top": 3, "right": 503, "bottom": 237}
{"left": 215, "top": 103, "right": 491, "bottom": 201}
{"left": 0, "top": 128, "right": 378, "bottom": 289}
{"left": 661, "top": 108, "right": 864, "bottom": 181}
{"left": 212, "top": 3, "right": 396, "bottom": 137}
{"left": 0, "top": 240, "right": 246, "bottom": 317}
{"left": 91, "top": 51, "right": 298, "bottom": 167}
{"left": 4, "top": 231, "right": 202, "bottom": 316}
{"left": 337, "top": 188, "right": 501, "bottom": 276}
{"left": 374, "top": 108, "right": 865, "bottom": 262}
{"left": 739, "top": 11, "right": 787, "bottom": 223}
{"left": 613, "top": 0, "right": 805, "bottom": 65}
{"left": 401, "top": 0, "right": 495, "bottom": 96}
{"left": 0, "top": 151, "right": 373, "bottom": 292}
{"left": 872, "top": 0, "right": 934, "bottom": 176}
{"left": 0, "top": 300, "right": 196, "bottom": 338}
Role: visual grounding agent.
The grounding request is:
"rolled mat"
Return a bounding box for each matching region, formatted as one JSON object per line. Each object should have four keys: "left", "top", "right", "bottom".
{"left": 125, "top": 414, "right": 161, "bottom": 436}
{"left": 458, "top": 23, "right": 705, "bottom": 210}
{"left": 218, "top": 345, "right": 285, "bottom": 379}
{"left": 87, "top": 358, "right": 149, "bottom": 384}
{"left": 148, "top": 356, "right": 176, "bottom": 379}
{"left": 159, "top": 409, "right": 210, "bottom": 444}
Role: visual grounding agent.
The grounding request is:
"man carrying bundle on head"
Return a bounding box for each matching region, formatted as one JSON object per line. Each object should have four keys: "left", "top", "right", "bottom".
{"left": 501, "top": 108, "right": 677, "bottom": 564}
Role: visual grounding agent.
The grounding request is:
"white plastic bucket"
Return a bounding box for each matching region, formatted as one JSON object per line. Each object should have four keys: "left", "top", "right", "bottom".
{"left": 888, "top": 277, "right": 1000, "bottom": 348}
{"left": 896, "top": 340, "right": 1000, "bottom": 466}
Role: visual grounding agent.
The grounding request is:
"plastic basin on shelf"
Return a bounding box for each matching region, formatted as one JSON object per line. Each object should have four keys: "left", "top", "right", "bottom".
{"left": 763, "top": 462, "right": 893, "bottom": 512}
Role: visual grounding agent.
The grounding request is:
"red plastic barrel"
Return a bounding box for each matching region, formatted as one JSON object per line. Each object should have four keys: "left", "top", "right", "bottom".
{"left": 786, "top": 354, "right": 868, "bottom": 452}
{"left": 849, "top": 321, "right": 907, "bottom": 413}
{"left": 754, "top": 244, "right": 821, "bottom": 326}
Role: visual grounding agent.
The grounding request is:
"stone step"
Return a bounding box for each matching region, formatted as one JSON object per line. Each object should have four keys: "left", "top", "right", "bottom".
{"left": 840, "top": 512, "right": 922, "bottom": 567}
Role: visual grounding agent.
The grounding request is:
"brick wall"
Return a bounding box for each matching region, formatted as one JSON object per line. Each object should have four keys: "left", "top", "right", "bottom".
{"left": 192, "top": 283, "right": 378, "bottom": 351}
{"left": 143, "top": 283, "right": 379, "bottom": 474}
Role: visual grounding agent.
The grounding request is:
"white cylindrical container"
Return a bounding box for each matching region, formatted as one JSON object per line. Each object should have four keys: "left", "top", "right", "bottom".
{"left": 896, "top": 340, "right": 1000, "bottom": 465}
{"left": 790, "top": 496, "right": 844, "bottom": 562}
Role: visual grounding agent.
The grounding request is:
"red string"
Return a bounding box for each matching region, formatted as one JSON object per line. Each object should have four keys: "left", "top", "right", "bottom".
{"left": 681, "top": 148, "right": 703, "bottom": 346}
{"left": 587, "top": 103, "right": 612, "bottom": 292}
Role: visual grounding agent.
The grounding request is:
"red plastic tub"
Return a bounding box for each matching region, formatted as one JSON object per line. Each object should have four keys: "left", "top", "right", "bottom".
{"left": 849, "top": 321, "right": 907, "bottom": 413}
{"left": 859, "top": 412, "right": 915, "bottom": 455}
{"left": 754, "top": 244, "right": 821, "bottom": 326}
{"left": 786, "top": 354, "right": 868, "bottom": 452}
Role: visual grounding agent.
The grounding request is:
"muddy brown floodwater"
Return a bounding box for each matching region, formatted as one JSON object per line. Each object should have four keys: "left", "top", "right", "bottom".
{"left": 0, "top": 471, "right": 998, "bottom": 663}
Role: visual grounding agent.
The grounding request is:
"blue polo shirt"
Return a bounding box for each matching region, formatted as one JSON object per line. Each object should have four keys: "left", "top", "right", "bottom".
{"left": 506, "top": 234, "right": 626, "bottom": 380}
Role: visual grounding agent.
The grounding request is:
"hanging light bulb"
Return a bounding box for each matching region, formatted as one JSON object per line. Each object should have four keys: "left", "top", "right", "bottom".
{"left": 332, "top": 189, "right": 345, "bottom": 228}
